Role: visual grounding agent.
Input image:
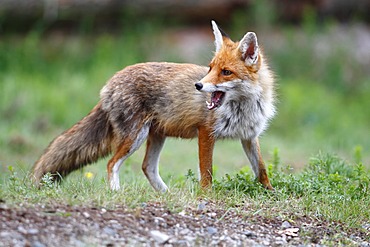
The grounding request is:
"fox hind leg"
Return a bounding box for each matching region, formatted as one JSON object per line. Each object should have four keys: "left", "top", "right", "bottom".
{"left": 107, "top": 124, "right": 150, "bottom": 190}
{"left": 108, "top": 155, "right": 126, "bottom": 191}
{"left": 142, "top": 132, "right": 168, "bottom": 192}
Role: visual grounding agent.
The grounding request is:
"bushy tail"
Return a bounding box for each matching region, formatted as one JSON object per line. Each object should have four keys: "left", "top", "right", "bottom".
{"left": 32, "top": 102, "right": 113, "bottom": 184}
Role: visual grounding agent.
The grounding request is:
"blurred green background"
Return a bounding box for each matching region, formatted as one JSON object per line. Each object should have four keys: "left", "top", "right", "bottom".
{"left": 0, "top": 0, "right": 369, "bottom": 181}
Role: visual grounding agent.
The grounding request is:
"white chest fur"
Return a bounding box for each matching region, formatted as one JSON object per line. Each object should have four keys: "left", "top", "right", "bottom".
{"left": 213, "top": 85, "right": 275, "bottom": 140}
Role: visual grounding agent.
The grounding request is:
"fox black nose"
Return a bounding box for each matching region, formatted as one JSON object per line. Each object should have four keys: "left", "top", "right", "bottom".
{"left": 195, "top": 82, "right": 203, "bottom": 91}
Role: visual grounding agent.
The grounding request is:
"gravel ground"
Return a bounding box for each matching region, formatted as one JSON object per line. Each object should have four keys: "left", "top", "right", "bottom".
{"left": 0, "top": 201, "right": 369, "bottom": 247}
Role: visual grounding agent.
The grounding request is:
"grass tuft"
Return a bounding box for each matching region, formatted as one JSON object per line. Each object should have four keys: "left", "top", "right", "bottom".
{"left": 212, "top": 152, "right": 369, "bottom": 231}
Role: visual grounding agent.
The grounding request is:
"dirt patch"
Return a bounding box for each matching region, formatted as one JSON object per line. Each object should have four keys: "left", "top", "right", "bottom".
{"left": 0, "top": 202, "right": 368, "bottom": 246}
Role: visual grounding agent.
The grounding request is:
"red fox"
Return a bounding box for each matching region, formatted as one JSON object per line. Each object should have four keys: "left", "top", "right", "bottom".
{"left": 32, "top": 21, "right": 275, "bottom": 191}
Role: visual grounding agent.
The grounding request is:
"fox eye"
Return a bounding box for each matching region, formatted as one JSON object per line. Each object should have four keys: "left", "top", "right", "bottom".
{"left": 221, "top": 69, "right": 232, "bottom": 76}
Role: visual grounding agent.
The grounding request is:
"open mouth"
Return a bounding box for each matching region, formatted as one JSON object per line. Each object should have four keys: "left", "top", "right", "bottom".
{"left": 206, "top": 91, "right": 225, "bottom": 110}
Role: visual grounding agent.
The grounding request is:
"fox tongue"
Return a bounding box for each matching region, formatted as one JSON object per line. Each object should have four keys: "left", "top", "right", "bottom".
{"left": 206, "top": 91, "right": 224, "bottom": 110}
{"left": 213, "top": 91, "right": 224, "bottom": 102}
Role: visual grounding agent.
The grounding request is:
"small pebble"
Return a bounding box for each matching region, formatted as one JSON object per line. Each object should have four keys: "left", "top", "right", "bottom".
{"left": 150, "top": 230, "right": 170, "bottom": 244}
{"left": 31, "top": 241, "right": 46, "bottom": 247}
{"left": 28, "top": 228, "right": 39, "bottom": 235}
{"left": 281, "top": 221, "right": 292, "bottom": 228}
{"left": 242, "top": 230, "right": 257, "bottom": 238}
{"left": 197, "top": 202, "right": 206, "bottom": 211}
{"left": 207, "top": 226, "right": 218, "bottom": 235}
{"left": 103, "top": 227, "right": 116, "bottom": 236}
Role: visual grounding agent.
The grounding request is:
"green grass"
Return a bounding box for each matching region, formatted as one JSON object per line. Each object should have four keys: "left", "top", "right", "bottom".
{"left": 1, "top": 151, "right": 369, "bottom": 244}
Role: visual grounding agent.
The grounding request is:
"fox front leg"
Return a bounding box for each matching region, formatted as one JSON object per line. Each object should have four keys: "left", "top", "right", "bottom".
{"left": 241, "top": 138, "right": 273, "bottom": 190}
{"left": 198, "top": 125, "right": 216, "bottom": 189}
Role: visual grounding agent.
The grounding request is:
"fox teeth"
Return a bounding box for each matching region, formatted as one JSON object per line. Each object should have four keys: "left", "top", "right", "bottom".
{"left": 206, "top": 101, "right": 215, "bottom": 109}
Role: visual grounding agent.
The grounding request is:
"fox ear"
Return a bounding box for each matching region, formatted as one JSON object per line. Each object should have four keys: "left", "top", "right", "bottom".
{"left": 238, "top": 32, "right": 259, "bottom": 66}
{"left": 211, "top": 20, "right": 223, "bottom": 52}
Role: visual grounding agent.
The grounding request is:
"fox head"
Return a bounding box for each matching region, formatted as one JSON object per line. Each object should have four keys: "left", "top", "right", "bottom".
{"left": 195, "top": 21, "right": 268, "bottom": 110}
